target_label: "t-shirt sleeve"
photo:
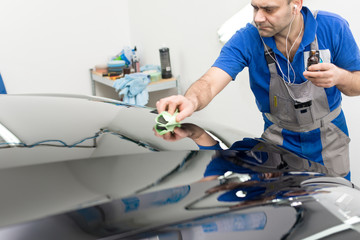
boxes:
[331,17,360,71]
[198,141,223,150]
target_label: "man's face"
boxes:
[251,0,294,37]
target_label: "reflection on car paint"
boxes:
[0,127,160,151]
[1,94,359,240]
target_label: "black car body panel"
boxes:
[0,94,359,240]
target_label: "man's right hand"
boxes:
[156,95,196,122]
[156,67,232,122]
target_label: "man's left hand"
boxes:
[303,63,342,88]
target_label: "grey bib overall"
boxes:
[259,11,350,177]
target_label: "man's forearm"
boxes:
[184,67,233,112]
[337,70,360,96]
[184,78,213,112]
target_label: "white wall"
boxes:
[0,0,131,95]
[127,0,263,137]
[128,0,360,185]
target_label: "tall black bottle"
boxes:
[159,47,172,79]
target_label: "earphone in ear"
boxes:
[293,4,298,14]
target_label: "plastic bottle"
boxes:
[132,47,140,73]
[159,47,172,79]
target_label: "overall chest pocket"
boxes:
[303,49,331,70]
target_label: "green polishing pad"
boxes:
[154,110,181,135]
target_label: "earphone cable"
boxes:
[285,14,304,85]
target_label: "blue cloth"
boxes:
[113,73,150,106]
[140,64,161,72]
[0,73,6,94]
[213,7,360,113]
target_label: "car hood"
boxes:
[0,94,359,240]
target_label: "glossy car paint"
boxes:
[0,94,359,240]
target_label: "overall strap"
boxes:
[310,10,319,51]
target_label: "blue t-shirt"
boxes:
[213,7,360,113]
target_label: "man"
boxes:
[156,0,360,180]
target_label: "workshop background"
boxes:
[1,0,360,184]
